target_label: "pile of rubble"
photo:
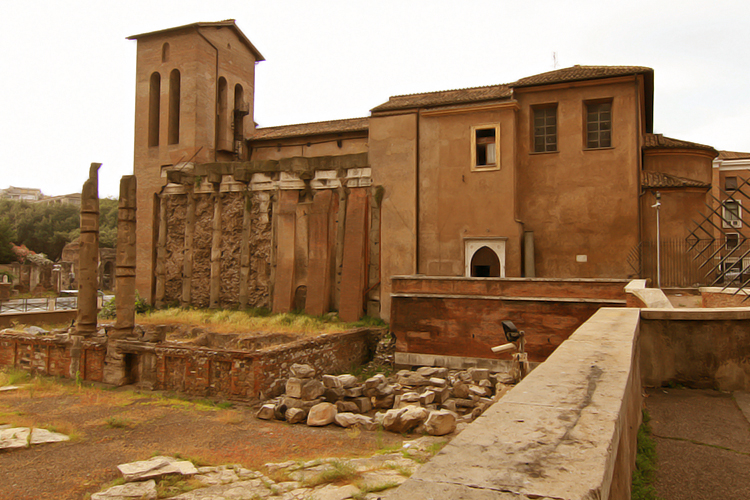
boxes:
[257,364,513,436]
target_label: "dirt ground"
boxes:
[0,379,403,500]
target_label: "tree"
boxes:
[0,217,16,264]
[0,197,118,261]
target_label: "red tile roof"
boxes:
[249,117,369,141]
[641,170,710,189]
[511,65,653,88]
[127,20,264,61]
[643,133,717,153]
[371,84,512,112]
[718,151,750,161]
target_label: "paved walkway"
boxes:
[646,388,750,500]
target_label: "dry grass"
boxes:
[135,308,366,335]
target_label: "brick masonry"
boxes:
[390,277,629,362]
[0,328,380,400]
[0,333,106,381]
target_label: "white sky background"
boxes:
[1,0,749,198]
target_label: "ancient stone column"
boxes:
[113,175,137,337]
[209,182,222,309]
[181,188,196,308]
[72,163,101,378]
[239,189,252,308]
[154,193,167,308]
[103,175,137,386]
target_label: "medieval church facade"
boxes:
[129,20,722,321]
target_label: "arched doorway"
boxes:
[465,238,506,277]
[470,246,501,277]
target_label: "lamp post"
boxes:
[652,191,662,288]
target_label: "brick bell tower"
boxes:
[127,20,264,303]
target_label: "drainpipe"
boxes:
[196,28,219,162]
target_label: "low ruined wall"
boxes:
[0,310,78,329]
[390,277,627,364]
[640,308,750,391]
[118,327,379,400]
[0,333,106,381]
[391,308,642,500]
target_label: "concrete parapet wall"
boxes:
[389,308,642,500]
[640,307,750,391]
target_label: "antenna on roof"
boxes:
[553,52,559,69]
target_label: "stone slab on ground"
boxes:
[29,428,70,445]
[118,455,198,482]
[0,427,30,450]
[0,385,20,392]
[91,479,157,500]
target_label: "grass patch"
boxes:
[302,460,359,487]
[425,439,448,456]
[632,410,661,500]
[172,452,214,468]
[135,307,365,335]
[105,416,131,429]
[155,475,203,498]
[385,463,413,477]
[0,367,31,386]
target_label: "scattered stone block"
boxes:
[429,377,447,387]
[312,483,360,500]
[286,377,304,399]
[322,374,343,388]
[352,396,372,413]
[420,390,436,405]
[290,363,316,378]
[469,385,492,398]
[307,402,337,426]
[335,413,376,430]
[324,387,345,402]
[285,407,307,424]
[452,381,469,399]
[424,410,457,436]
[91,479,157,500]
[300,379,326,400]
[383,406,429,433]
[373,394,395,409]
[364,374,386,390]
[468,368,489,381]
[336,400,359,413]
[397,372,431,387]
[337,374,359,388]
[343,386,363,398]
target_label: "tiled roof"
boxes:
[511,65,653,88]
[641,170,710,189]
[249,117,369,141]
[371,65,651,113]
[718,151,750,161]
[127,20,264,61]
[643,133,717,153]
[371,85,512,112]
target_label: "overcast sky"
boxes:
[2,0,749,198]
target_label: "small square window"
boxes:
[471,125,500,171]
[533,106,557,153]
[725,176,738,191]
[586,101,612,149]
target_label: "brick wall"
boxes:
[0,333,106,381]
[390,277,628,363]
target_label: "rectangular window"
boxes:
[533,106,557,153]
[726,233,740,250]
[586,101,612,148]
[723,200,742,228]
[471,125,500,171]
[725,176,738,191]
